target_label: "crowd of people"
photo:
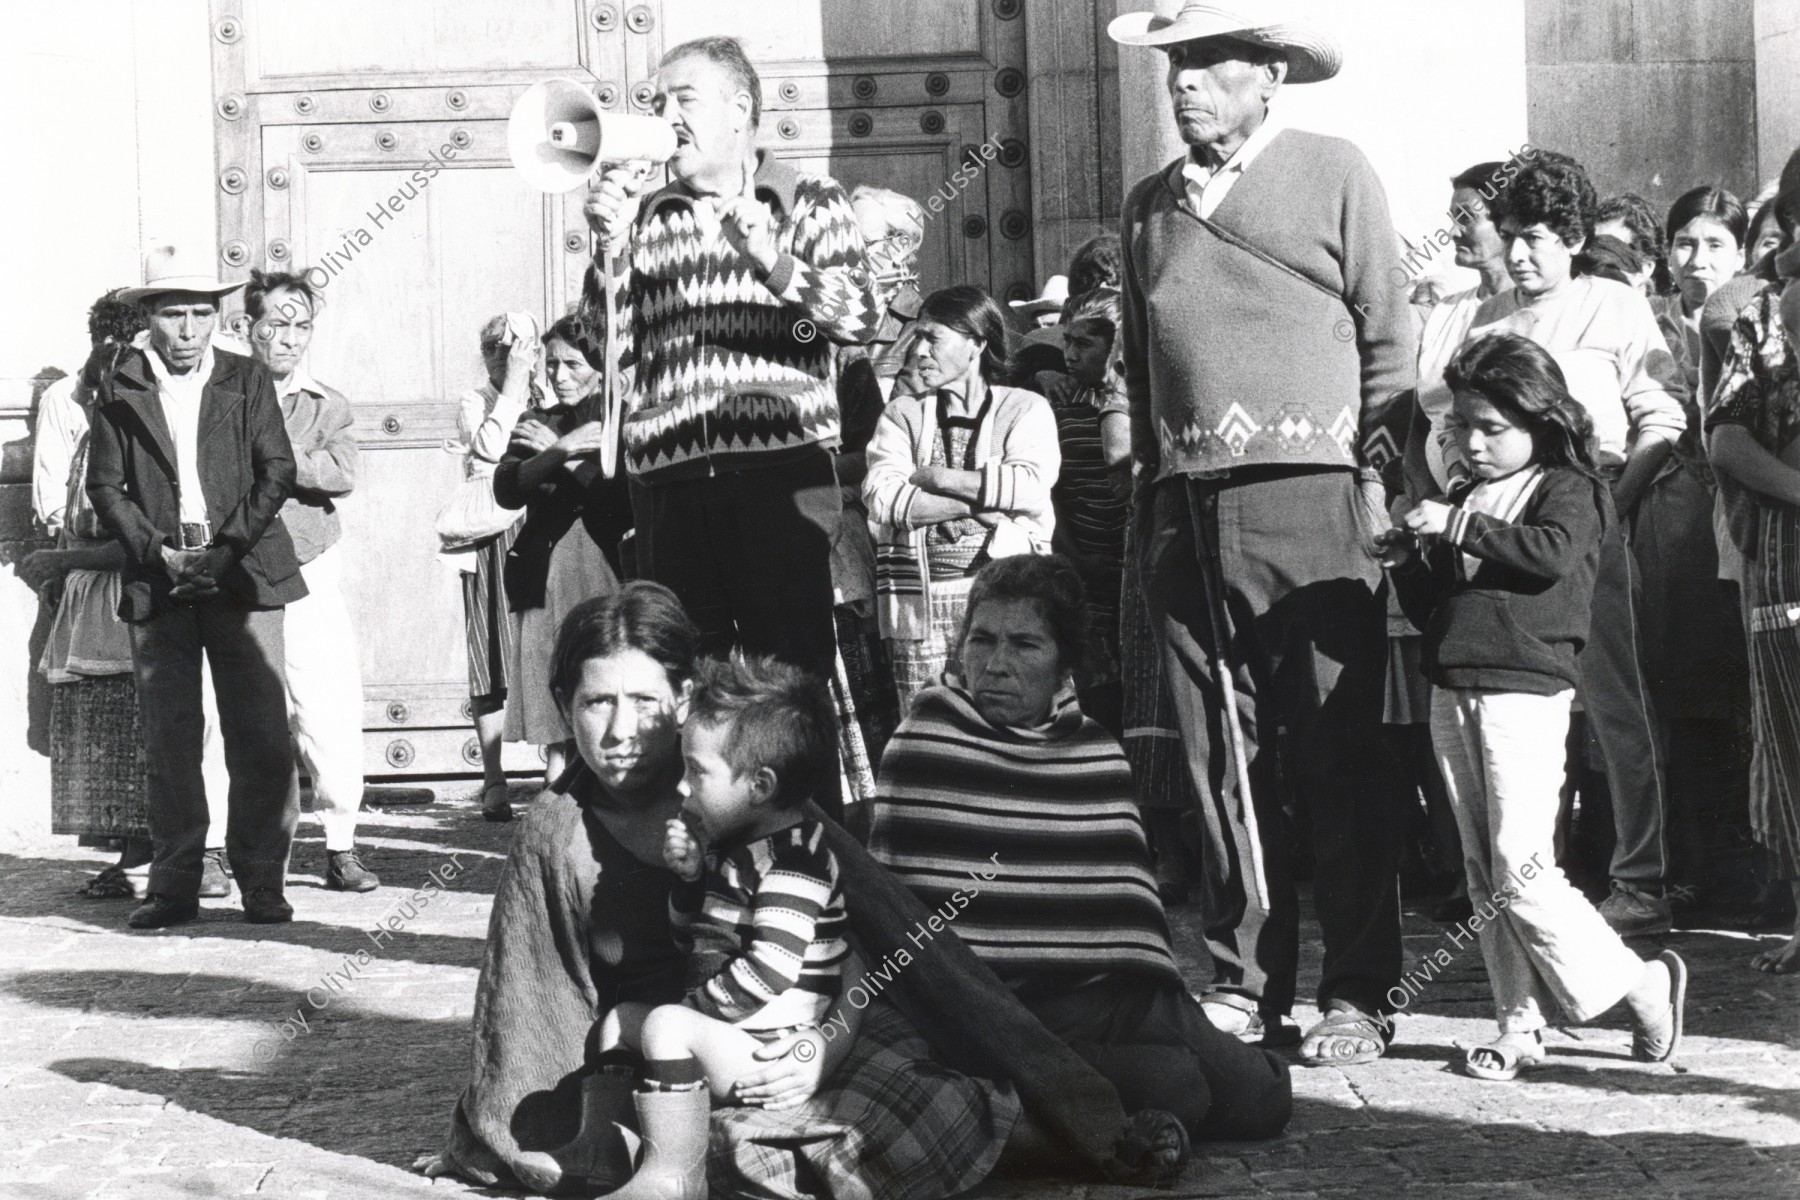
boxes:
[23,3,1800,1196]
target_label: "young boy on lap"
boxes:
[590,653,849,1199]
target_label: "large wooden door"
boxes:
[651,0,1035,302]
[211,0,1034,776]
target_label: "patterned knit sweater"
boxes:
[1120,130,1417,478]
[867,684,1180,985]
[670,815,848,1028]
[581,153,881,483]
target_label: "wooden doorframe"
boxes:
[1023,0,1124,288]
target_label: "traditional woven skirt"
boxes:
[506,523,618,747]
[1744,503,1800,879]
[463,521,521,701]
[886,575,975,715]
[49,675,150,840]
[835,607,899,768]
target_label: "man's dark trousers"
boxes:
[1580,510,1670,893]
[132,598,298,900]
[1141,465,1401,1018]
[631,446,843,818]
[631,447,842,681]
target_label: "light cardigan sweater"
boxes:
[1120,128,1417,479]
[1468,275,1688,467]
[864,383,1059,640]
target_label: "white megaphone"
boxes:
[507,79,678,193]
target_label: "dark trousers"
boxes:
[130,600,298,900]
[1141,467,1401,1017]
[630,448,842,682]
[1022,975,1292,1141]
[1579,515,1669,892]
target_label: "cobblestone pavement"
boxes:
[1,783,1796,1200]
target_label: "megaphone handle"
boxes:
[600,243,621,479]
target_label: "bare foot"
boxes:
[411,1152,452,1177]
[1751,933,1800,974]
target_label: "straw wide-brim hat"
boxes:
[1009,274,1070,316]
[116,244,245,305]
[1107,2,1342,85]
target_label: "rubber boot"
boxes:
[598,1087,710,1200]
[550,1068,638,1191]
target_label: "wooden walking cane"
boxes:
[1196,516,1271,911]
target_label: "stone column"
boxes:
[1756,0,1800,186]
[1111,0,1185,198]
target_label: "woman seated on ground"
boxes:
[417,582,1017,1198]
[419,581,1247,1196]
[868,554,1294,1152]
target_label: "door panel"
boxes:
[238,0,589,84]
[647,0,1035,306]
[661,1,984,62]
[256,126,561,776]
[759,103,988,300]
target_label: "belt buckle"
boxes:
[178,520,213,550]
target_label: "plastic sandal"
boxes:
[1200,999,1301,1047]
[1632,949,1687,1063]
[1460,1032,1544,1081]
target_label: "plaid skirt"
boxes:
[886,576,975,716]
[49,675,150,840]
[709,1001,1018,1200]
[462,521,521,701]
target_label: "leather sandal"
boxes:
[1299,1003,1390,1066]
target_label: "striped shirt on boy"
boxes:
[671,815,848,1028]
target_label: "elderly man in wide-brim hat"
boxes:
[86,245,307,929]
[1112,3,1416,1066]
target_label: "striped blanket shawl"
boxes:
[868,682,1181,984]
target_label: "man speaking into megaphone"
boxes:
[578,37,879,805]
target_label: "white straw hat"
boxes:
[116,244,245,304]
[1107,2,1342,85]
[1009,274,1070,316]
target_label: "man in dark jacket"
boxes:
[87,245,307,929]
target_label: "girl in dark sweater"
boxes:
[1384,333,1689,1081]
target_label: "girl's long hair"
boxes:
[1443,333,1602,480]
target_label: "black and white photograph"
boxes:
[1,1,1797,1196]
